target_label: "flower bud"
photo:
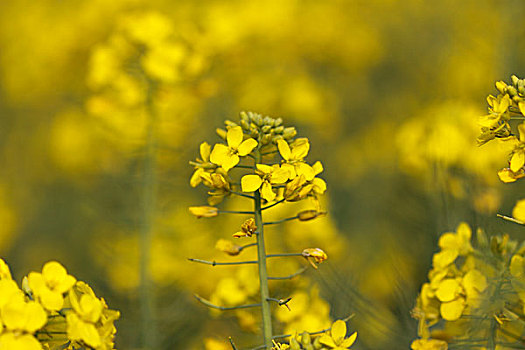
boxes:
[283,127,297,140]
[512,75,520,86]
[233,218,257,238]
[274,126,284,134]
[216,128,227,139]
[215,239,241,256]
[262,125,272,133]
[496,81,507,94]
[298,210,327,221]
[189,206,219,218]
[263,116,274,126]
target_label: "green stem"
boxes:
[266,253,303,258]
[254,148,273,349]
[263,216,299,225]
[188,258,257,265]
[140,80,158,350]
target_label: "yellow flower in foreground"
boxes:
[189,206,219,218]
[28,261,76,311]
[67,312,101,349]
[0,332,42,350]
[319,320,357,349]
[277,138,314,180]
[1,295,47,333]
[210,126,258,171]
[241,164,289,202]
[0,258,12,280]
[411,338,448,350]
[190,142,215,187]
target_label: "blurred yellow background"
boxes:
[1,0,525,349]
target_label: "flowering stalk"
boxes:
[253,146,273,348]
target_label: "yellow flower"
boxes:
[28,261,76,311]
[271,340,290,350]
[66,312,101,349]
[437,222,473,257]
[498,167,525,183]
[512,199,525,222]
[241,164,289,202]
[210,126,258,171]
[277,138,315,180]
[510,124,525,172]
[190,142,215,187]
[233,218,257,238]
[189,206,219,218]
[1,294,47,333]
[199,172,231,205]
[411,338,448,350]
[297,209,327,221]
[319,320,357,349]
[302,248,328,269]
[0,332,42,350]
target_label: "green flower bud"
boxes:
[300,332,312,346]
[290,336,301,350]
[275,117,283,126]
[283,127,297,140]
[261,133,273,145]
[508,85,518,97]
[263,116,274,126]
[274,125,284,134]
[496,81,507,94]
[240,111,250,123]
[224,120,238,128]
[262,125,272,133]
[216,128,227,139]
[240,119,250,130]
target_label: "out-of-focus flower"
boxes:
[302,248,328,269]
[189,206,219,218]
[215,239,242,256]
[411,338,448,350]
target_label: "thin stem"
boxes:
[266,253,303,258]
[254,147,273,349]
[497,214,525,225]
[188,258,257,266]
[140,78,158,350]
[230,191,256,199]
[261,198,285,211]
[219,210,255,215]
[268,266,307,280]
[240,243,257,252]
[229,337,239,350]
[194,294,261,310]
[263,216,299,226]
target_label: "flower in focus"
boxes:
[210,126,258,171]
[189,206,219,218]
[190,142,216,187]
[319,320,357,349]
[277,138,314,180]
[27,261,76,311]
[241,164,289,202]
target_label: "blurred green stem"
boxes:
[254,148,273,349]
[140,80,158,349]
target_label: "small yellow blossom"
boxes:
[0,332,42,350]
[319,320,357,349]
[233,218,257,238]
[297,209,327,221]
[28,261,76,311]
[210,126,258,171]
[189,206,219,218]
[498,167,525,183]
[242,164,289,202]
[277,138,315,180]
[190,142,215,187]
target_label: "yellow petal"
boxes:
[227,126,244,149]
[513,199,525,222]
[210,144,230,166]
[200,142,211,161]
[237,138,258,156]
[312,178,327,194]
[519,102,525,116]
[190,169,203,187]
[519,123,525,142]
[291,138,309,159]
[312,161,323,175]
[260,182,276,202]
[510,151,525,173]
[271,168,290,184]
[340,331,357,348]
[277,139,291,161]
[432,250,458,269]
[440,298,465,321]
[241,175,263,192]
[256,164,273,174]
[331,320,347,344]
[319,334,337,348]
[221,154,239,171]
[435,279,460,302]
[297,163,315,181]
[281,163,296,179]
[463,269,487,296]
[498,168,519,183]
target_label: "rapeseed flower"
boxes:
[27,261,76,311]
[277,138,314,180]
[241,164,289,202]
[210,126,258,171]
[319,320,357,349]
[189,206,219,218]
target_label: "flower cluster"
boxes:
[478,75,525,183]
[189,112,340,349]
[411,221,525,348]
[0,259,119,350]
[271,320,357,350]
